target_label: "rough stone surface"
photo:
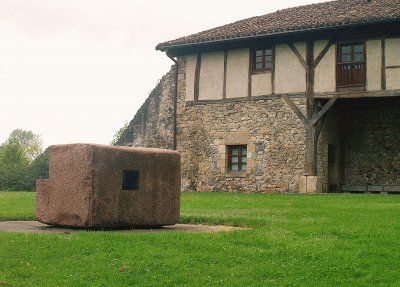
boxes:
[318,97,400,192]
[36,144,180,228]
[175,58,306,192]
[116,67,175,149]
[118,58,306,192]
[341,98,400,186]
[117,56,399,194]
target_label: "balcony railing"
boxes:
[337,62,365,88]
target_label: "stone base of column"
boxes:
[299,176,322,194]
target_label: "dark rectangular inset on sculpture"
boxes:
[122,170,139,190]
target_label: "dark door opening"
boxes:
[328,144,339,192]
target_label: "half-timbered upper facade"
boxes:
[156,0,400,193]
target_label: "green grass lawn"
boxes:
[1,191,400,286]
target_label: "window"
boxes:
[252,48,273,72]
[337,43,365,88]
[122,170,140,190]
[227,145,247,172]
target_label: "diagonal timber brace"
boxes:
[281,94,338,129]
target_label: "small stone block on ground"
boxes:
[299,176,322,194]
[36,144,181,228]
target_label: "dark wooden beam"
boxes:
[306,41,315,118]
[313,39,333,69]
[381,39,386,91]
[223,50,228,99]
[314,112,327,143]
[248,49,252,97]
[288,42,307,70]
[386,65,400,69]
[281,94,308,125]
[271,46,275,95]
[309,96,338,127]
[194,53,201,100]
[314,89,400,99]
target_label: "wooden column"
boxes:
[305,40,317,176]
[282,40,337,177]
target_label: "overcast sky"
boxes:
[0,0,326,148]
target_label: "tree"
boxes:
[30,147,50,180]
[110,121,129,146]
[0,129,45,191]
[5,129,43,162]
[0,142,32,190]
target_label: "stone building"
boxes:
[120,0,400,193]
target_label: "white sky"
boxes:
[0,0,326,148]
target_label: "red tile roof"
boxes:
[156,0,400,51]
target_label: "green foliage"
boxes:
[0,129,47,191]
[5,129,43,162]
[30,147,50,180]
[1,192,400,286]
[110,121,129,145]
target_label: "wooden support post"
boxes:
[305,41,316,176]
[282,40,338,179]
[309,96,338,127]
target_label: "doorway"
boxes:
[328,144,339,192]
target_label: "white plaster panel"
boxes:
[185,54,197,101]
[251,73,272,96]
[294,42,307,62]
[385,38,400,89]
[226,49,249,98]
[314,40,329,59]
[199,51,225,100]
[385,38,400,66]
[314,40,336,93]
[275,43,306,94]
[386,69,400,89]
[366,40,382,91]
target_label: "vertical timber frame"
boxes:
[305,40,317,175]
[282,39,338,177]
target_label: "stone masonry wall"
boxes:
[341,98,400,186]
[116,66,175,149]
[176,57,306,192]
[317,107,342,193]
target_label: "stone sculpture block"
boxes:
[36,144,180,228]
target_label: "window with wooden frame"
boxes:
[252,47,273,72]
[336,43,366,88]
[227,145,247,172]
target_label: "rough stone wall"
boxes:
[341,98,400,186]
[317,97,400,191]
[176,57,306,193]
[116,66,175,149]
[317,107,342,193]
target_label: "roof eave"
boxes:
[156,18,400,53]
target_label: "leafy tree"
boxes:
[30,147,50,180]
[0,142,32,190]
[5,129,43,162]
[0,129,46,191]
[111,121,129,145]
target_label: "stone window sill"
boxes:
[225,172,247,178]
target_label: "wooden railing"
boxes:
[337,62,365,88]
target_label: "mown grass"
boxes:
[1,191,400,286]
[0,191,36,221]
